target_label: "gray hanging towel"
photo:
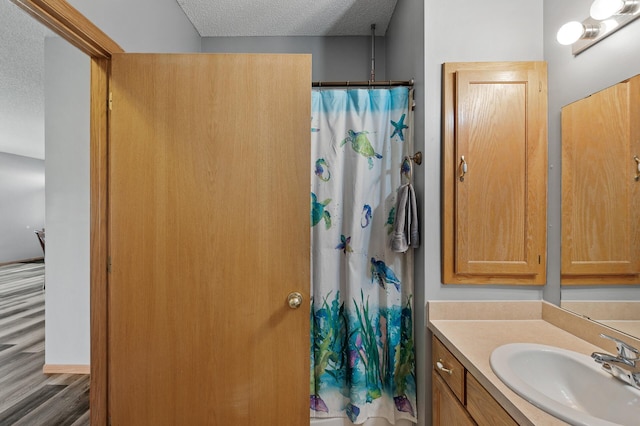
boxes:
[391,182,419,252]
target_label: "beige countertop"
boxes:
[427,301,639,426]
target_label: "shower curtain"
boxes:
[310,87,417,425]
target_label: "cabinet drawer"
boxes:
[466,372,517,426]
[432,337,465,402]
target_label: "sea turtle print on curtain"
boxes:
[310,87,417,425]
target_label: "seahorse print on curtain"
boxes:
[310,87,417,425]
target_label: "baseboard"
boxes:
[43,364,90,375]
[0,257,44,267]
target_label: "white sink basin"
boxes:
[490,343,640,426]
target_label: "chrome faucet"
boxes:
[592,334,640,389]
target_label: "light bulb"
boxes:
[557,21,585,45]
[590,0,624,20]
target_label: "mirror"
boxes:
[559,72,640,340]
[561,300,640,338]
[549,0,640,341]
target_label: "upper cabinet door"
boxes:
[561,75,640,284]
[442,62,548,285]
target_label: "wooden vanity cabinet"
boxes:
[442,61,548,285]
[561,74,640,284]
[432,336,518,426]
[466,373,517,426]
[433,373,475,425]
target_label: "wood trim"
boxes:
[561,274,640,285]
[9,0,123,57]
[90,57,110,426]
[7,1,120,424]
[441,63,455,283]
[43,364,91,375]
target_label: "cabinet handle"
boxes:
[634,155,640,181]
[436,360,453,375]
[459,156,468,182]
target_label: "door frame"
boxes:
[10,1,121,424]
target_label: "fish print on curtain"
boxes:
[310,87,417,425]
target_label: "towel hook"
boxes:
[410,151,422,165]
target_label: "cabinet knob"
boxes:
[436,360,454,375]
[634,155,640,181]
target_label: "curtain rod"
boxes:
[312,79,414,88]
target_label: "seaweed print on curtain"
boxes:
[310,87,417,424]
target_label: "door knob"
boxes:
[287,292,303,309]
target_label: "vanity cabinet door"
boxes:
[466,372,518,426]
[432,372,476,426]
[432,336,517,425]
[442,62,548,285]
[561,74,640,284]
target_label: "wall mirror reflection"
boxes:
[559,73,640,340]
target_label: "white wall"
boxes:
[420,2,543,424]
[44,37,90,365]
[544,0,640,304]
[202,36,385,81]
[43,0,200,366]
[67,0,200,53]
[385,1,425,424]
[45,0,376,369]
[0,153,45,263]
[423,0,544,304]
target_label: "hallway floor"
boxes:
[0,262,89,425]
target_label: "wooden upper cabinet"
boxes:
[561,74,640,284]
[442,62,548,285]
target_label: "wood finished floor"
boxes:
[0,262,89,425]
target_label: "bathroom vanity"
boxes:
[432,335,517,425]
[428,301,640,425]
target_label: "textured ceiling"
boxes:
[177,0,398,36]
[1,0,398,160]
[0,0,50,160]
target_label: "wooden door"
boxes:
[442,62,547,284]
[108,54,311,425]
[561,75,640,283]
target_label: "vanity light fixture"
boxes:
[590,0,638,20]
[557,0,640,55]
[556,21,601,46]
